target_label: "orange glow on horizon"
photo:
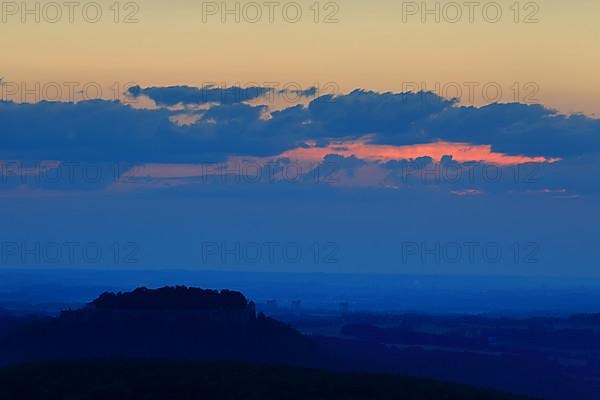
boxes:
[278,139,559,166]
[124,138,558,181]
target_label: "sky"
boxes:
[1,0,599,278]
[2,0,600,114]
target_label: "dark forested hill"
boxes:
[90,286,250,310]
[0,360,536,400]
[0,286,318,367]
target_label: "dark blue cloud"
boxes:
[0,100,299,162]
[278,86,319,97]
[128,85,272,106]
[1,89,599,165]
[422,103,600,158]
[306,90,454,139]
[0,100,175,161]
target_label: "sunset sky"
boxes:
[2,0,599,114]
[1,0,599,277]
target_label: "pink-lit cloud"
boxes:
[277,138,559,165]
[105,138,560,191]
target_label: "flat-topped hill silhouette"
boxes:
[0,286,318,366]
[89,286,250,310]
[64,286,258,327]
